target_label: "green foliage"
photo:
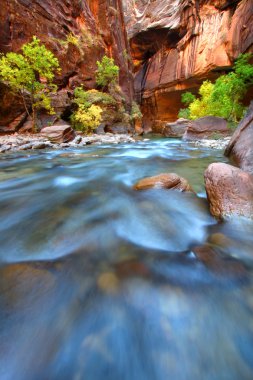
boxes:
[179,53,253,122]
[58,32,80,48]
[71,87,112,133]
[210,132,223,140]
[66,32,80,46]
[181,92,196,106]
[73,87,116,108]
[0,36,60,131]
[189,81,214,119]
[178,108,190,119]
[71,104,102,134]
[96,56,119,88]
[131,101,142,120]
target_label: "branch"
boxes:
[20,88,31,118]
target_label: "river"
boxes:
[0,137,252,380]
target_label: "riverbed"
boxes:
[0,138,252,380]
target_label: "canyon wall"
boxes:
[123,0,253,131]
[0,0,134,130]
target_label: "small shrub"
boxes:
[96,56,119,88]
[181,92,196,106]
[71,104,102,134]
[66,32,80,46]
[131,101,142,120]
[178,108,190,119]
[73,87,116,108]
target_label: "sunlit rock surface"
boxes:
[225,102,253,174]
[205,162,253,219]
[123,0,253,130]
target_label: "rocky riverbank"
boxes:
[190,137,231,150]
[0,133,135,153]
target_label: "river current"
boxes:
[0,138,252,380]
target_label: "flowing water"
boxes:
[0,138,253,380]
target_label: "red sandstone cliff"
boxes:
[0,0,134,130]
[123,0,253,131]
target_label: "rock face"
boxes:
[104,123,133,135]
[0,0,134,130]
[133,173,193,192]
[225,102,253,174]
[123,0,253,131]
[204,163,253,219]
[183,116,229,140]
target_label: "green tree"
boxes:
[95,56,119,89]
[179,53,253,122]
[0,36,60,131]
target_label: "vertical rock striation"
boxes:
[123,0,253,131]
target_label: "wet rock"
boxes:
[0,145,11,153]
[183,117,229,140]
[192,244,247,278]
[32,142,52,150]
[133,173,193,192]
[225,102,253,174]
[72,135,82,145]
[163,118,191,138]
[204,163,253,219]
[41,124,76,143]
[17,143,34,150]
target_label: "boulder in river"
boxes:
[204,162,253,219]
[183,116,229,140]
[224,101,253,174]
[133,173,193,192]
[41,123,76,143]
[163,118,191,138]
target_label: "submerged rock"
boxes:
[183,116,229,140]
[225,102,253,174]
[133,173,193,192]
[204,162,253,219]
[192,244,247,278]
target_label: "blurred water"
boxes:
[0,138,252,380]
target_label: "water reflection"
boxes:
[0,138,252,379]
